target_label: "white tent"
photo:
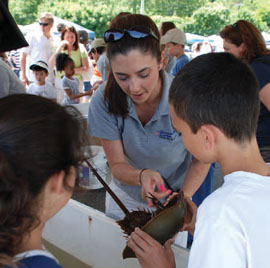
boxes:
[21,16,95,39]
[262,31,270,45]
[186,33,205,45]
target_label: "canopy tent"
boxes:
[185,33,205,45]
[20,16,95,39]
[262,32,270,46]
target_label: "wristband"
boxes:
[139,169,147,185]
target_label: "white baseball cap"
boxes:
[29,60,49,72]
[160,28,186,45]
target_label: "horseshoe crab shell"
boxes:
[122,192,186,259]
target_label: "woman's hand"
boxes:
[140,169,172,206]
[128,228,176,268]
[59,40,69,49]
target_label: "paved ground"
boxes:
[72,163,224,212]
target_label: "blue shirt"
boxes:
[170,54,190,76]
[250,56,270,148]
[4,256,63,268]
[88,70,191,219]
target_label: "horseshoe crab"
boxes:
[86,160,186,259]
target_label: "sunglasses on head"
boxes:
[103,26,159,43]
[39,22,49,26]
[232,22,240,32]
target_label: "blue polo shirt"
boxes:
[88,70,191,219]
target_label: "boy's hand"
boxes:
[180,195,197,236]
[128,228,176,268]
[163,192,197,235]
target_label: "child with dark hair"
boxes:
[27,60,57,101]
[128,53,270,268]
[0,94,89,267]
[56,53,92,105]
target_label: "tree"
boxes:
[9,0,43,25]
[37,1,118,37]
[183,3,230,36]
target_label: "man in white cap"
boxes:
[90,38,109,81]
[21,12,55,87]
[160,28,189,76]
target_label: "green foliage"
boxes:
[8,0,270,37]
[9,0,43,25]
[36,1,116,37]
[183,3,230,36]
[146,0,206,17]
[257,7,270,28]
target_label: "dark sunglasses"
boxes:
[232,22,240,32]
[103,26,159,43]
[39,22,49,27]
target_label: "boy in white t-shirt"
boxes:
[27,60,56,101]
[128,53,270,268]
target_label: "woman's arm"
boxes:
[48,40,69,67]
[74,56,89,75]
[181,157,210,198]
[259,83,270,110]
[101,139,171,204]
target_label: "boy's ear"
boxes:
[200,125,217,151]
[48,170,66,194]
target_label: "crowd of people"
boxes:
[1,12,108,105]
[0,3,270,268]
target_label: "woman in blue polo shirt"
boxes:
[88,14,210,222]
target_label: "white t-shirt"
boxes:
[22,32,55,83]
[27,82,56,100]
[188,171,270,268]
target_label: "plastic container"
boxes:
[78,145,108,190]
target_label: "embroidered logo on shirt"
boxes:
[155,130,177,140]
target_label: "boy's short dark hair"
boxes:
[169,52,260,143]
[90,47,105,55]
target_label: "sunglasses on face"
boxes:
[103,26,159,43]
[39,22,49,27]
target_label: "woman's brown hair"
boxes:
[219,20,270,63]
[104,14,161,118]
[61,26,79,51]
[160,21,176,36]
